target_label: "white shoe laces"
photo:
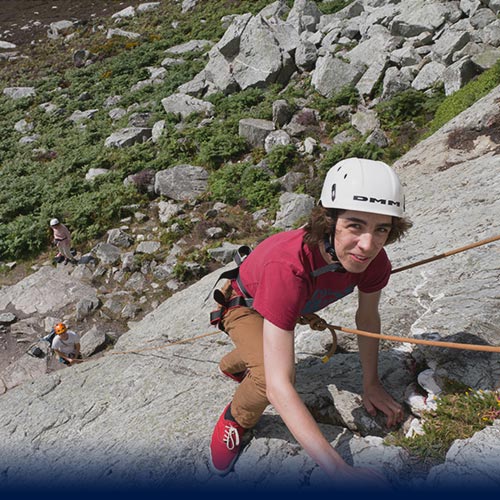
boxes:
[223,424,240,450]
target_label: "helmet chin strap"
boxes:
[309,235,346,278]
[324,234,338,261]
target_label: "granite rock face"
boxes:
[1,0,500,493]
[0,84,499,490]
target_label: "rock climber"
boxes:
[209,157,413,485]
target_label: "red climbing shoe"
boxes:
[209,403,246,476]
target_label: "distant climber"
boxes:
[51,322,83,366]
[49,218,77,264]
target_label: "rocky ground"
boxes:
[0,0,145,48]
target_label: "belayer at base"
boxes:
[209,157,413,486]
[51,322,83,366]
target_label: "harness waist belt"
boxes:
[210,289,254,329]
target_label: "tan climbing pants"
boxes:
[219,290,269,429]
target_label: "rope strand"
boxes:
[107,330,220,356]
[391,234,500,274]
[298,313,500,364]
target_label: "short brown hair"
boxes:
[303,205,412,247]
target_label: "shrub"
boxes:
[241,166,280,210]
[209,163,247,206]
[428,59,500,134]
[264,145,298,177]
[209,163,279,211]
[197,133,249,169]
[376,88,445,158]
[310,85,360,131]
[319,1,354,15]
[0,215,48,260]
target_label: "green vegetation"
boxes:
[0,0,496,265]
[428,59,500,134]
[376,88,445,161]
[208,162,280,211]
[388,388,500,462]
[264,144,298,177]
[0,0,280,261]
[319,0,354,15]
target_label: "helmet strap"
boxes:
[311,236,346,277]
[323,235,345,272]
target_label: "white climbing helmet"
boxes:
[50,218,60,226]
[320,157,405,217]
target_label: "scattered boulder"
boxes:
[47,20,75,39]
[91,243,122,265]
[85,168,109,181]
[0,313,17,325]
[107,229,134,248]
[3,87,35,99]
[104,128,152,148]
[164,40,213,55]
[75,296,100,321]
[161,93,214,119]
[154,165,209,201]
[80,326,109,357]
[135,241,161,254]
[273,192,315,230]
[239,118,275,148]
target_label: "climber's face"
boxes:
[334,210,392,273]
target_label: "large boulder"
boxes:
[154,165,209,201]
[311,54,366,98]
[0,266,96,316]
[161,93,214,119]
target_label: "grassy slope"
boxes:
[1,0,499,264]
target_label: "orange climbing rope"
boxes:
[391,234,500,274]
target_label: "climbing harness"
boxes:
[209,237,347,329]
[208,246,254,331]
[206,233,500,360]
